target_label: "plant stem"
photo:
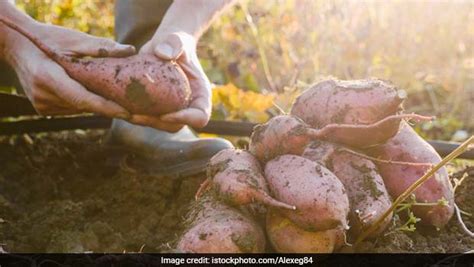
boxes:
[354,135,474,247]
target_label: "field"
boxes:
[0,0,472,253]
[0,130,472,252]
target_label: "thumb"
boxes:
[153,33,184,60]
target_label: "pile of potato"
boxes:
[176,79,454,253]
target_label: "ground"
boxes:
[0,130,472,253]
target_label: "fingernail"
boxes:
[118,44,136,54]
[155,43,174,59]
[125,45,136,53]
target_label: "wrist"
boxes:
[2,22,40,65]
[0,3,41,63]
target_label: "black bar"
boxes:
[0,93,37,117]
[428,140,474,159]
[0,117,256,137]
[197,120,256,136]
[0,253,473,267]
[0,116,111,135]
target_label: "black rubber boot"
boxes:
[106,0,233,176]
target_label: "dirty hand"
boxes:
[135,32,211,132]
[3,21,135,118]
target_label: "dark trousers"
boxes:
[0,0,173,90]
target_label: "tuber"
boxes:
[366,122,454,227]
[266,208,345,253]
[176,194,266,253]
[249,114,431,162]
[249,115,311,162]
[291,78,406,146]
[264,155,350,231]
[0,17,191,115]
[197,149,295,210]
[303,141,393,237]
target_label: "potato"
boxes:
[366,122,454,227]
[248,113,430,163]
[202,149,295,210]
[289,79,427,148]
[264,155,349,231]
[177,194,266,253]
[249,115,311,162]
[303,141,393,237]
[266,208,345,253]
[0,16,191,115]
[291,78,405,127]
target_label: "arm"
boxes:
[130,0,237,132]
[0,2,135,118]
[156,0,236,39]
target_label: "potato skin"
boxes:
[266,209,345,253]
[177,195,266,253]
[249,115,311,163]
[264,155,349,231]
[207,149,295,212]
[290,79,405,147]
[291,78,405,127]
[61,55,191,115]
[208,149,262,175]
[303,141,393,237]
[366,122,454,227]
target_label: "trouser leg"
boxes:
[109,0,233,176]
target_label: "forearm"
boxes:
[156,0,237,39]
[0,1,38,62]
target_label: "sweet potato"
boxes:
[249,115,312,162]
[198,149,295,210]
[264,155,349,231]
[0,17,191,115]
[176,194,266,253]
[366,122,454,227]
[249,114,429,162]
[302,141,393,237]
[266,208,345,253]
[289,79,435,147]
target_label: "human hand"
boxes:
[4,21,136,118]
[133,32,211,132]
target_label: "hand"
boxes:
[4,21,136,118]
[132,32,211,132]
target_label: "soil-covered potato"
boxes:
[303,141,393,237]
[366,122,454,228]
[249,115,311,162]
[289,79,427,148]
[264,155,349,231]
[203,148,295,210]
[266,209,345,253]
[176,194,266,253]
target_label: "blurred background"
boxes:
[5,0,474,142]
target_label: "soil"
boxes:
[0,130,472,253]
